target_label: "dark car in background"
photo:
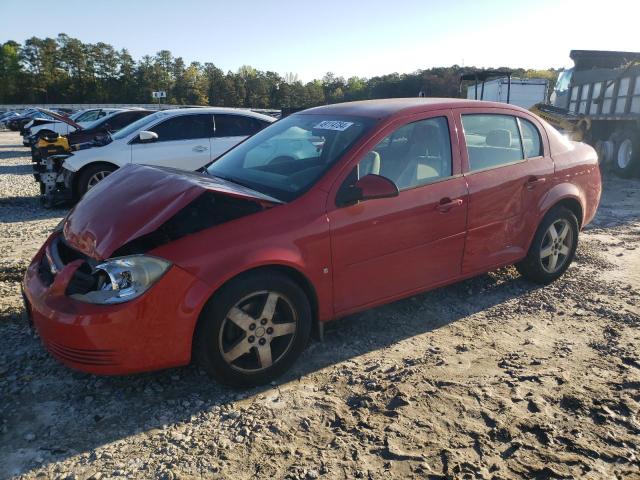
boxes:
[7,109,54,131]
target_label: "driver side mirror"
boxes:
[138,130,158,143]
[337,174,399,206]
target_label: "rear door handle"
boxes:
[525,176,546,189]
[193,145,208,152]
[436,197,464,213]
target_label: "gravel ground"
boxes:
[0,131,639,480]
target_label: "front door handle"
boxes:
[193,145,208,152]
[525,176,546,190]
[436,197,464,213]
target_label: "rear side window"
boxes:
[150,114,213,141]
[519,118,543,158]
[215,114,263,137]
[461,114,524,171]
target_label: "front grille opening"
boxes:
[38,255,54,286]
[57,239,89,265]
[65,262,99,296]
[47,342,118,366]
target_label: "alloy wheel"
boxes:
[87,170,111,190]
[218,291,297,373]
[540,219,573,274]
[617,139,633,169]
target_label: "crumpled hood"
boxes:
[63,164,280,260]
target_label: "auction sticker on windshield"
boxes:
[314,120,354,131]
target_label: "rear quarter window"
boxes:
[519,118,543,158]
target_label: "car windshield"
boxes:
[111,111,168,140]
[206,114,374,202]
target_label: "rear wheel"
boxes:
[611,127,639,178]
[194,272,312,387]
[75,163,117,200]
[516,206,579,284]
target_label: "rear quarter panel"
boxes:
[543,125,601,228]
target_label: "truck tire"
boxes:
[611,127,640,178]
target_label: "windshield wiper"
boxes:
[211,173,252,190]
[208,173,286,204]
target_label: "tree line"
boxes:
[0,34,559,108]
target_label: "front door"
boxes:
[131,113,213,170]
[327,111,468,314]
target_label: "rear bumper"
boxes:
[22,238,212,375]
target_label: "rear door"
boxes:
[212,114,266,159]
[455,108,553,274]
[131,113,213,170]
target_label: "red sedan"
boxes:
[23,99,601,386]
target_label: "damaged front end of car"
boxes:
[32,153,75,207]
[24,164,282,371]
[32,134,112,208]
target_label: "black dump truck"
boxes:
[531,50,640,177]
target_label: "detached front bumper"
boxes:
[22,234,211,375]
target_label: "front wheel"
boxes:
[75,163,117,201]
[194,272,312,387]
[516,206,579,285]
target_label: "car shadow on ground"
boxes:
[1,268,543,476]
[0,163,34,175]
[0,197,66,223]
[0,150,30,161]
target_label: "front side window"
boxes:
[206,114,374,202]
[461,114,524,171]
[347,117,453,191]
[150,114,213,142]
[215,114,264,137]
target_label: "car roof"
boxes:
[298,98,531,119]
[155,107,276,122]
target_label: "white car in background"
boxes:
[22,108,127,145]
[58,108,275,199]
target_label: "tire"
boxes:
[516,206,579,285]
[36,129,57,140]
[194,271,312,387]
[611,127,640,178]
[75,163,117,201]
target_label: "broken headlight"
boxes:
[72,255,171,304]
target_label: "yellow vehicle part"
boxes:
[530,103,591,142]
[36,135,70,152]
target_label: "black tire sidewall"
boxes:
[76,163,116,200]
[517,206,579,284]
[194,272,312,387]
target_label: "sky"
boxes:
[1,0,639,81]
